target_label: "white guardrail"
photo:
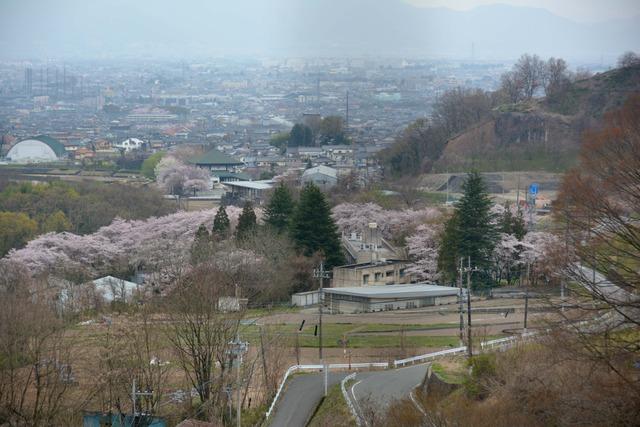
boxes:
[393,346,467,367]
[265,333,538,420]
[341,372,360,426]
[264,362,389,419]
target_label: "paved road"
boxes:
[349,364,429,421]
[268,371,348,427]
[573,264,639,331]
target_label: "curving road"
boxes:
[268,371,348,427]
[349,364,429,423]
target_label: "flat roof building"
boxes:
[323,283,459,314]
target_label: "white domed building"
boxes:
[6,135,67,163]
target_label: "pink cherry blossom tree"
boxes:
[405,224,442,282]
[155,155,210,195]
[6,206,250,282]
[492,233,523,286]
[332,203,442,244]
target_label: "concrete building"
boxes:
[341,223,405,265]
[332,259,411,287]
[222,180,274,205]
[6,135,67,163]
[301,165,338,189]
[323,284,459,314]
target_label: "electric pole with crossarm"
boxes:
[313,261,330,361]
[313,261,330,397]
[459,256,479,357]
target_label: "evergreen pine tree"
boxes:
[498,203,526,240]
[191,223,212,264]
[511,208,527,240]
[438,172,497,286]
[235,201,257,240]
[290,183,344,268]
[437,211,461,283]
[264,183,295,233]
[212,205,230,238]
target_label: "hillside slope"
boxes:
[435,64,640,172]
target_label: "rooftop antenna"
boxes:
[316,76,320,110]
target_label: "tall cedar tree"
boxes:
[212,205,230,238]
[264,183,295,233]
[290,183,344,268]
[498,204,526,240]
[235,201,257,240]
[438,172,496,286]
[437,211,461,283]
[191,223,211,264]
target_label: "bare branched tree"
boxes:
[0,263,74,426]
[164,263,243,421]
[554,94,640,393]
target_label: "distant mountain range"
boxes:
[1,0,638,61]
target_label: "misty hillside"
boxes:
[1,0,638,60]
[436,64,640,172]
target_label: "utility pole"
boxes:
[313,261,329,361]
[229,336,248,427]
[458,258,464,347]
[466,257,473,357]
[446,171,450,205]
[131,378,153,419]
[460,256,479,358]
[313,261,330,397]
[524,263,530,333]
[345,90,349,136]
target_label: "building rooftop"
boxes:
[324,283,459,299]
[223,180,274,190]
[212,171,251,181]
[303,165,338,178]
[189,148,243,166]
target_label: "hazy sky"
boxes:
[0,0,638,61]
[406,0,640,22]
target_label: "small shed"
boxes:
[291,290,321,307]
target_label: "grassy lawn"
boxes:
[245,305,301,317]
[431,361,467,384]
[240,322,492,349]
[69,321,472,356]
[307,382,357,427]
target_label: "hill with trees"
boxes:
[378,55,640,176]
